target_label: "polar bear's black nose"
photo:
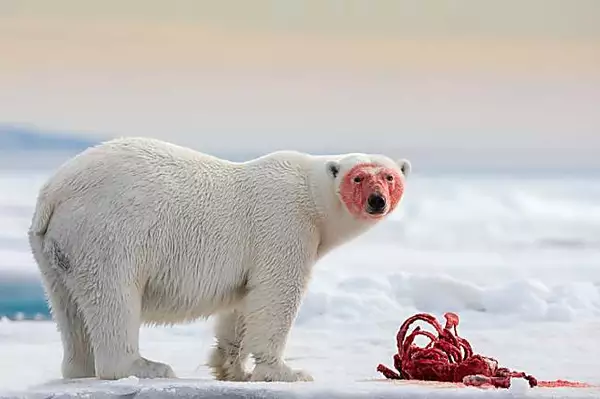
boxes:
[367,193,386,214]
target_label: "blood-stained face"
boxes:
[338,162,405,220]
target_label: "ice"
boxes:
[3,377,600,399]
[1,165,600,398]
[509,378,533,396]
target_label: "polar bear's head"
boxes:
[325,155,410,221]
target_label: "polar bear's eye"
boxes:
[386,174,394,182]
[353,176,363,183]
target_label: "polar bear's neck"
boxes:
[306,160,379,258]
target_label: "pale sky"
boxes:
[1,1,599,168]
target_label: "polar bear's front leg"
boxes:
[242,262,313,382]
[207,309,251,381]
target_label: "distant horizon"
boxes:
[1,123,599,174]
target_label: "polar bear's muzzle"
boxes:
[366,193,387,215]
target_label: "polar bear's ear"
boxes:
[396,159,411,178]
[326,161,340,179]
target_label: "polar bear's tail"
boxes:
[27,191,56,268]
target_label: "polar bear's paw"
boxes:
[250,362,314,382]
[207,346,251,381]
[121,357,176,379]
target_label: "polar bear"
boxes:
[27,137,411,382]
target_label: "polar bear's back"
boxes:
[43,137,245,250]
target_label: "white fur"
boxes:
[27,137,410,382]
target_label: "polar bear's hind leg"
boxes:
[66,264,176,380]
[39,266,96,379]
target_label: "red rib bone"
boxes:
[377,312,591,389]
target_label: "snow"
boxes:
[1,167,600,398]
[4,379,600,399]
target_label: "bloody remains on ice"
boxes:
[377,312,547,389]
